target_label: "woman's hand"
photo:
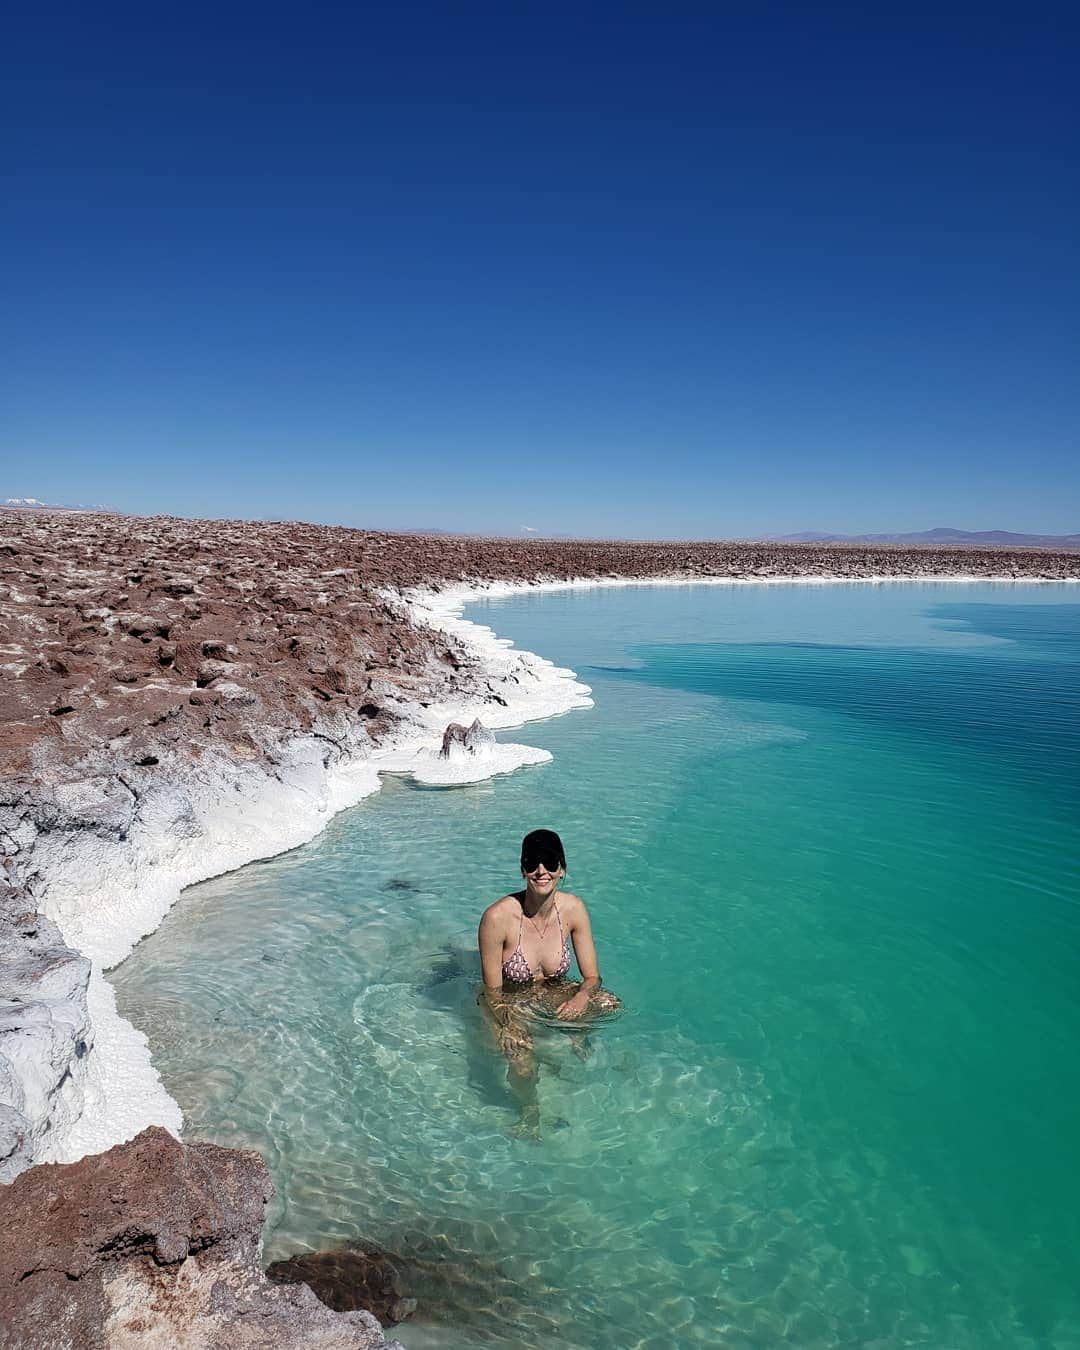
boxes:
[498,1021,534,1059]
[555,989,591,1020]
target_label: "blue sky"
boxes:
[3,2,1077,538]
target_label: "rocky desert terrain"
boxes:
[3,509,1076,789]
[3,508,1076,787]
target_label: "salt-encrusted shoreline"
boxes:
[10,586,592,1172]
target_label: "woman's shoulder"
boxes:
[480,893,521,926]
[558,890,588,915]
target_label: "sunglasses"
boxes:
[522,855,562,874]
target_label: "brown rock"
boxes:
[0,1128,399,1350]
[156,577,196,597]
[200,640,238,661]
[121,616,171,639]
[195,659,236,687]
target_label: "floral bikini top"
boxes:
[502,896,572,983]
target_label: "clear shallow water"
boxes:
[112,583,1080,1348]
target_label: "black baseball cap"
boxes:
[520,829,566,871]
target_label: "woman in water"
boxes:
[478,829,619,1133]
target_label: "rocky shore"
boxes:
[2,506,1077,1343]
[0,1126,404,1349]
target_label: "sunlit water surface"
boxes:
[113,583,1080,1348]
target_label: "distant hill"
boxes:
[767,528,1080,550]
[3,497,114,513]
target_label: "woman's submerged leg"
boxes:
[478,989,542,1137]
[477,983,621,1136]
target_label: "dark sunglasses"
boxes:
[522,854,562,873]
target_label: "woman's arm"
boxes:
[478,904,535,1070]
[556,895,602,1020]
[478,905,512,1024]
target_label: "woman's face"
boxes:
[522,859,563,898]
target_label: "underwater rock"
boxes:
[267,1246,418,1325]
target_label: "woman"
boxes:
[478,829,619,1133]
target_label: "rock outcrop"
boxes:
[438,718,495,758]
[0,1126,404,1350]
[0,884,90,1183]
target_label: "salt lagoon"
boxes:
[112,581,1080,1348]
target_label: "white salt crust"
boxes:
[32,571,1075,1165]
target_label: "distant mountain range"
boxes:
[766,528,1080,550]
[5,499,1077,551]
[3,497,114,513]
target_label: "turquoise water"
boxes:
[112,583,1080,1348]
